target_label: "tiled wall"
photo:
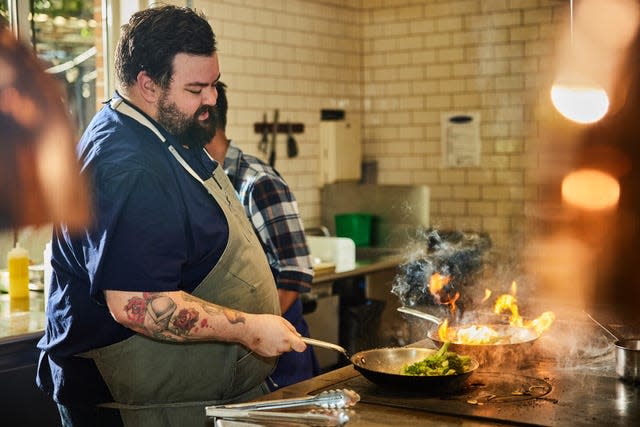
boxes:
[3,0,566,269]
[191,0,565,251]
[361,0,566,250]
[192,0,364,232]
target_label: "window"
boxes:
[0,2,8,23]
[32,1,98,132]
[3,0,101,133]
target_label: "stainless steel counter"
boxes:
[249,323,640,427]
[250,359,639,426]
[312,253,402,285]
[251,366,505,426]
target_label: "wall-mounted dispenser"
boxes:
[319,119,361,185]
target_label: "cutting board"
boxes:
[312,262,336,276]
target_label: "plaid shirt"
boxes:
[223,143,313,293]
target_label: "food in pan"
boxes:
[401,342,473,376]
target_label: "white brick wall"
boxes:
[362,0,563,250]
[189,0,564,250]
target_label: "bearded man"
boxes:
[36,6,305,427]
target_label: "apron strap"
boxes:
[110,97,206,186]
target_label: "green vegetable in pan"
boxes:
[401,342,472,376]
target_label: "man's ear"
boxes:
[136,71,159,103]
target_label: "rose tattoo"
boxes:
[172,308,199,334]
[124,297,147,324]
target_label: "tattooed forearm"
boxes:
[120,291,247,341]
[122,293,198,340]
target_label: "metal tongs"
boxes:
[207,408,350,426]
[206,389,359,426]
[214,389,359,411]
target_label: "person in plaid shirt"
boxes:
[205,81,319,389]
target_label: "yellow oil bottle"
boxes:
[8,243,29,300]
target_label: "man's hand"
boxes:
[240,313,307,357]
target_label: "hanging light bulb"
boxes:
[561,169,620,210]
[550,0,639,124]
[550,83,609,124]
[550,0,610,124]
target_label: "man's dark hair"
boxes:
[115,5,216,90]
[214,81,228,130]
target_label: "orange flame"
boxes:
[438,318,449,341]
[526,311,556,335]
[494,293,524,327]
[428,273,450,295]
[448,292,460,312]
[436,280,555,345]
[481,288,492,303]
[428,273,460,312]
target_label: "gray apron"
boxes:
[82,98,280,427]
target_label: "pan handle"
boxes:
[586,312,620,341]
[302,337,350,359]
[397,307,442,325]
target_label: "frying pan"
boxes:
[302,337,479,392]
[397,307,540,363]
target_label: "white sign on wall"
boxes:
[440,112,481,167]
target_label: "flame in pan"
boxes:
[438,319,502,344]
[436,280,555,345]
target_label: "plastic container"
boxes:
[8,243,29,299]
[335,213,373,247]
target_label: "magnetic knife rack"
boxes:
[253,123,305,134]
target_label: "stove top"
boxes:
[300,305,639,426]
[310,364,639,426]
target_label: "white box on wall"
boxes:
[319,120,361,185]
[440,112,481,168]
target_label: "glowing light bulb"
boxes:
[550,83,609,124]
[561,169,620,210]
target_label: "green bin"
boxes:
[335,213,373,247]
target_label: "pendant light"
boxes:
[561,169,619,211]
[550,0,609,124]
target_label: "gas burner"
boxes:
[453,372,554,404]
[312,371,552,405]
[309,370,562,426]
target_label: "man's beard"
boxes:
[157,93,216,149]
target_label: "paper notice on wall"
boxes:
[441,112,481,167]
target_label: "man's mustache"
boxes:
[196,105,216,122]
